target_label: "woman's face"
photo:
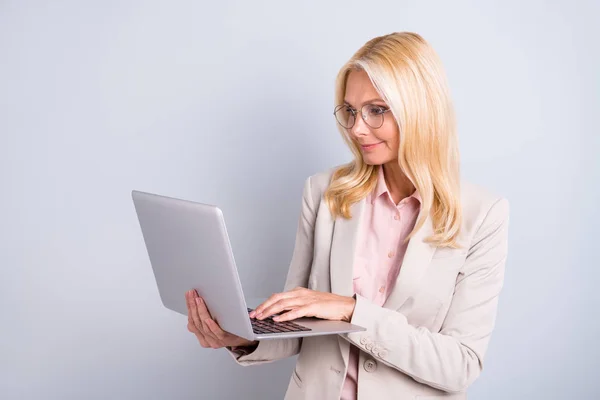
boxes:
[343,70,399,165]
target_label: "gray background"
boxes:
[1,0,598,399]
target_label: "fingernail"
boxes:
[196,298,201,304]
[272,316,279,321]
[256,313,263,319]
[249,311,255,318]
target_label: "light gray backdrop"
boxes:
[1,1,598,399]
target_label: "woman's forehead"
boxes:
[344,70,384,106]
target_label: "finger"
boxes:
[193,317,219,349]
[186,298,201,335]
[205,318,227,342]
[203,330,222,349]
[187,320,199,333]
[205,320,249,348]
[187,291,203,331]
[186,291,197,326]
[273,304,312,322]
[194,296,212,319]
[187,320,210,347]
[188,324,210,348]
[257,297,306,320]
[195,297,219,340]
[195,332,210,348]
[253,289,305,316]
[251,293,284,317]
[186,291,192,322]
[254,290,303,318]
[192,328,210,348]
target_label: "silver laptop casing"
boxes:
[132,190,365,341]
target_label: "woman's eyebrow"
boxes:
[343,98,386,106]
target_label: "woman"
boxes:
[185,31,509,400]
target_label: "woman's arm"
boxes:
[341,198,510,393]
[227,175,319,366]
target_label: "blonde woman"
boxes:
[185,31,509,400]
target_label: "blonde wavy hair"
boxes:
[324,32,462,248]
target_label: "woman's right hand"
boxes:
[185,290,258,349]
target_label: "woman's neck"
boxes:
[382,162,416,205]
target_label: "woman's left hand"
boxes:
[249,287,356,322]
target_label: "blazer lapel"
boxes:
[329,199,365,297]
[330,199,365,368]
[383,212,436,310]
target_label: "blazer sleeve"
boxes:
[227,175,319,366]
[341,197,510,393]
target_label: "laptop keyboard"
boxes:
[247,308,312,334]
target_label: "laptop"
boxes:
[131,190,365,341]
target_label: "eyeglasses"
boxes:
[333,104,391,129]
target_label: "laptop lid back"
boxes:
[132,190,254,340]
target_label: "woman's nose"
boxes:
[351,112,370,137]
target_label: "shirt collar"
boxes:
[370,166,421,205]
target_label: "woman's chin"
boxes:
[361,154,395,166]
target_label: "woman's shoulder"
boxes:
[306,165,339,194]
[460,180,510,231]
[296,165,340,210]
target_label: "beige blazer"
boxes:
[228,166,510,400]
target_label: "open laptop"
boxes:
[131,190,365,341]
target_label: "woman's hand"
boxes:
[185,290,258,349]
[249,287,356,322]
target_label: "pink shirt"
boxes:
[340,167,421,400]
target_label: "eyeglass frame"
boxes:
[333,103,392,129]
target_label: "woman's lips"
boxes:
[360,142,383,151]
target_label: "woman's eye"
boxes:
[368,106,387,115]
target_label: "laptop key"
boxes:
[248,309,312,333]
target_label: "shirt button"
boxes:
[394,215,400,220]
[379,286,385,293]
[387,251,394,258]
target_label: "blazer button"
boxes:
[364,359,377,373]
[360,337,368,345]
[365,342,373,351]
